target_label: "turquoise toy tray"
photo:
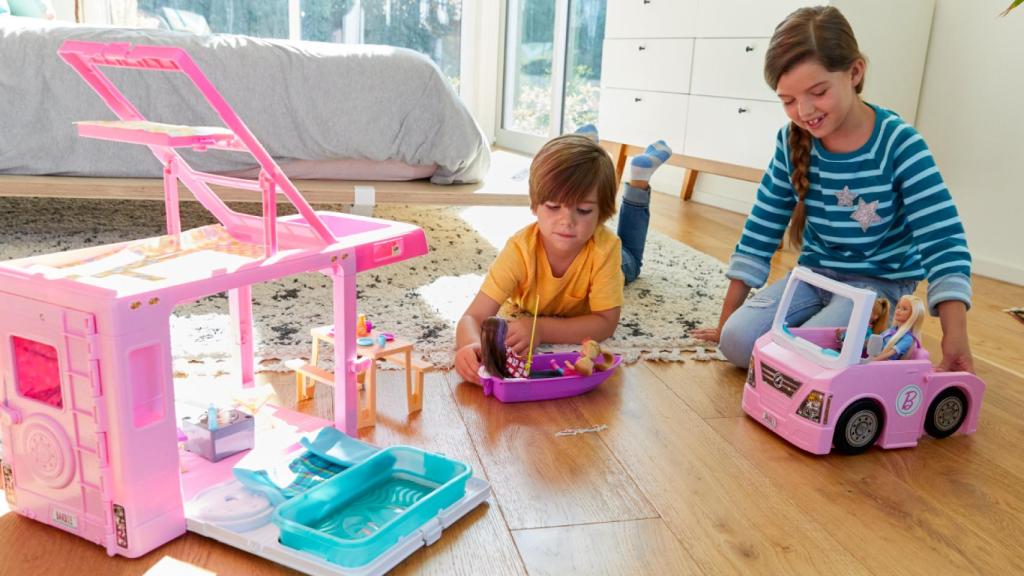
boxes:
[273,445,471,568]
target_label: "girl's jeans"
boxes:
[718,267,918,369]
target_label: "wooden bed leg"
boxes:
[681,168,699,201]
[610,142,628,186]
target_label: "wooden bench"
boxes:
[602,141,762,200]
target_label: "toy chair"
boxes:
[293,325,432,428]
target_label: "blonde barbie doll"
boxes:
[873,295,925,361]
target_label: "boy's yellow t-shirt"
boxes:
[480,223,624,317]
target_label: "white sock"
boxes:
[628,140,672,182]
[574,123,599,144]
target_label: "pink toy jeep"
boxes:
[742,267,985,455]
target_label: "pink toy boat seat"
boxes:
[479,352,622,403]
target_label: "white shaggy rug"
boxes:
[0,197,728,373]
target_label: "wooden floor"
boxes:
[2,192,1023,575]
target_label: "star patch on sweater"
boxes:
[835,186,858,207]
[851,197,882,232]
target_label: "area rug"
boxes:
[0,197,728,373]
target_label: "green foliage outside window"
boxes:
[137,0,461,87]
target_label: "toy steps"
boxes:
[76,120,245,151]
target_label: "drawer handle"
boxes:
[745,45,755,53]
[634,97,644,103]
[737,107,749,114]
[638,44,647,51]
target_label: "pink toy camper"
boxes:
[0,40,469,566]
[742,266,986,455]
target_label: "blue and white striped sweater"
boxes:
[727,104,972,314]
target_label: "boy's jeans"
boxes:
[618,183,650,284]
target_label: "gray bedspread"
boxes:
[0,17,489,184]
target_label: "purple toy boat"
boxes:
[479,352,622,403]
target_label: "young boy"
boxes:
[454,126,671,383]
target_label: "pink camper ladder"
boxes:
[58,41,335,254]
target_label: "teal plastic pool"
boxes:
[273,445,470,568]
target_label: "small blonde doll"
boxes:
[836,297,891,345]
[873,295,925,361]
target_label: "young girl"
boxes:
[454,127,671,384]
[692,6,974,373]
[873,295,926,361]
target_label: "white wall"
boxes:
[914,0,1024,285]
[686,0,1024,286]
[51,0,75,21]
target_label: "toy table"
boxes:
[294,325,432,428]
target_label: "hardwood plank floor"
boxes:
[1,190,1022,575]
[512,518,703,576]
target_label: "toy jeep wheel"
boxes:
[925,388,967,439]
[833,400,883,455]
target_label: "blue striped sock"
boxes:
[629,140,672,182]
[574,123,599,143]
[645,140,672,164]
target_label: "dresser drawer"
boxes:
[695,0,814,37]
[606,0,697,38]
[684,96,787,169]
[602,39,693,94]
[691,38,777,101]
[598,89,688,151]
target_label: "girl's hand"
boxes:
[938,330,974,373]
[455,343,482,384]
[691,279,752,345]
[505,318,538,356]
[936,300,974,374]
[691,326,721,343]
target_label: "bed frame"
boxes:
[0,173,530,206]
[0,142,762,206]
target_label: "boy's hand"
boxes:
[455,343,482,384]
[505,318,539,356]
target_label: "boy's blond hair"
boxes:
[529,134,617,224]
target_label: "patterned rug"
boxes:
[0,197,728,374]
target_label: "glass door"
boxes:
[129,1,464,90]
[497,0,606,153]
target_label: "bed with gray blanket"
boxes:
[0,16,490,188]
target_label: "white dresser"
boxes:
[597,0,935,202]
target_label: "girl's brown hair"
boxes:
[764,6,865,248]
[529,134,617,224]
